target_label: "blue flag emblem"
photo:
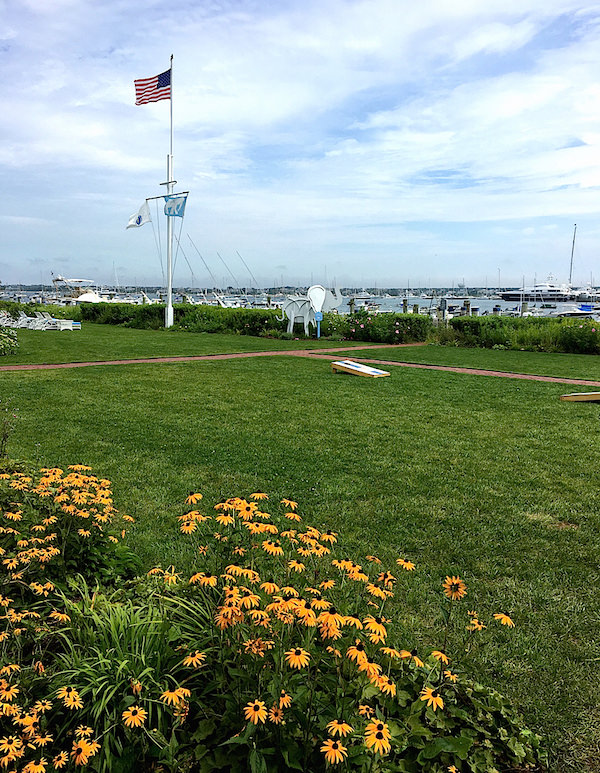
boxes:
[164,195,187,217]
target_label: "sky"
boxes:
[2,0,600,289]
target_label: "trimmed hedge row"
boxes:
[450,316,600,354]
[79,303,287,336]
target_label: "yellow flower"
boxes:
[420,686,444,711]
[493,612,515,627]
[279,690,292,709]
[281,499,298,510]
[326,719,353,737]
[285,647,310,669]
[182,651,206,668]
[443,575,467,601]
[444,669,458,682]
[52,751,68,769]
[22,759,48,773]
[251,492,269,500]
[431,650,449,664]
[288,559,305,573]
[160,689,183,706]
[268,704,284,724]
[243,699,267,724]
[365,720,391,755]
[122,705,148,728]
[320,738,348,765]
[185,492,203,504]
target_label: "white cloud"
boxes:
[2,0,600,285]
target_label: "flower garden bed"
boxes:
[0,466,546,772]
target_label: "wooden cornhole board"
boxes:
[560,392,600,402]
[331,360,390,378]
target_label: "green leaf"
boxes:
[250,749,268,773]
[417,734,474,761]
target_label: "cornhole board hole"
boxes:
[560,392,600,402]
[331,360,390,378]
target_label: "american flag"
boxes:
[134,69,171,105]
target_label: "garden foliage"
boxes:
[450,316,600,354]
[0,328,18,357]
[0,465,546,772]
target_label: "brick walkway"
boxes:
[2,343,600,387]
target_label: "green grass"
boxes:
[5,324,365,365]
[334,343,600,382]
[2,328,600,771]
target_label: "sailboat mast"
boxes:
[569,223,577,286]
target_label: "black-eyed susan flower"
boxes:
[281,499,298,510]
[320,738,348,765]
[346,640,367,663]
[285,647,310,669]
[122,706,148,728]
[358,704,374,718]
[396,557,416,571]
[444,669,458,682]
[56,686,83,710]
[260,580,280,595]
[493,612,515,627]
[363,614,388,641]
[268,705,284,724]
[243,699,267,724]
[251,492,268,500]
[443,575,467,601]
[378,675,397,696]
[262,539,284,556]
[22,758,48,772]
[288,559,305,573]
[365,720,391,755]
[279,690,292,709]
[431,650,450,664]
[420,686,444,711]
[71,738,98,766]
[74,726,93,739]
[185,493,203,504]
[0,735,23,756]
[182,651,206,668]
[326,719,353,737]
[52,751,68,769]
[160,689,183,706]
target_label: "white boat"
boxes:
[499,276,577,303]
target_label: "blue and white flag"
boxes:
[126,200,151,229]
[164,194,188,218]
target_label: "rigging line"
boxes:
[217,251,240,289]
[172,216,185,277]
[174,234,197,287]
[187,235,220,289]
[236,251,259,290]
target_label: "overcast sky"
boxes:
[2,0,600,289]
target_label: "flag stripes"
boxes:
[134,69,171,105]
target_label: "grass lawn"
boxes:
[2,328,600,771]
[335,342,600,382]
[5,324,367,365]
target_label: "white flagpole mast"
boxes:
[164,54,175,328]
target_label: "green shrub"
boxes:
[449,316,600,354]
[323,310,433,343]
[0,328,18,356]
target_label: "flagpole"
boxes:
[165,54,174,328]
